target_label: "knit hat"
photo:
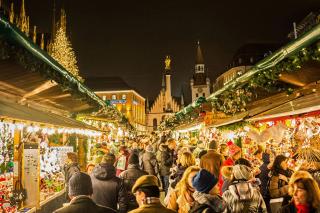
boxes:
[128,153,139,165]
[192,169,218,193]
[233,164,252,180]
[67,152,78,163]
[228,144,241,156]
[101,153,116,164]
[132,175,160,193]
[68,172,93,196]
[145,144,154,153]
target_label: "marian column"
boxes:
[164,56,172,110]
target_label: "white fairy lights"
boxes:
[0,121,102,137]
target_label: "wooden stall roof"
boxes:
[0,98,99,130]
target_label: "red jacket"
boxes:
[218,157,234,195]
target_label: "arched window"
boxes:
[153,118,157,130]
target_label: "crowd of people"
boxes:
[55,136,320,213]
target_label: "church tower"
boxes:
[190,41,211,102]
[147,56,180,131]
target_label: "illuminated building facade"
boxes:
[85,77,146,131]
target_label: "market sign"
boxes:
[110,100,126,105]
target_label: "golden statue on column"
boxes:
[165,55,171,70]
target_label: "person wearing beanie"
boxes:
[189,169,226,213]
[129,175,175,213]
[218,143,241,195]
[53,172,116,213]
[141,144,159,176]
[222,159,267,213]
[119,154,148,211]
[63,152,80,201]
[90,154,128,213]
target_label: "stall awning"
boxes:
[247,88,320,122]
[207,111,248,128]
[0,99,99,130]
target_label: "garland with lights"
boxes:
[160,41,320,130]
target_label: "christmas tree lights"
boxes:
[50,9,83,82]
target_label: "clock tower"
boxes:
[190,41,211,102]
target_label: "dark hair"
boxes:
[271,155,288,174]
[198,150,207,159]
[235,158,252,168]
[137,186,160,198]
[209,140,218,150]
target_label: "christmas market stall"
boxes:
[0,5,124,212]
[160,21,320,161]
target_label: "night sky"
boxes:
[21,0,320,102]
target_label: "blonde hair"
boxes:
[289,171,320,208]
[175,166,200,204]
[178,152,195,168]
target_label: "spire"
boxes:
[32,25,37,43]
[180,88,185,107]
[196,41,204,64]
[9,2,14,23]
[17,0,29,36]
[146,97,150,113]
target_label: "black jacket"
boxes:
[53,196,116,213]
[90,163,128,213]
[63,163,80,198]
[119,164,147,211]
[279,202,319,213]
[142,152,158,175]
[160,146,174,176]
[259,153,270,198]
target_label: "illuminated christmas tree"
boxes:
[50,9,83,81]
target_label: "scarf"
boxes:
[193,191,226,212]
[294,202,310,213]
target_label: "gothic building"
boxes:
[146,56,182,131]
[190,42,211,102]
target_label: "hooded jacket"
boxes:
[190,191,227,213]
[222,180,267,213]
[119,164,147,211]
[90,164,127,213]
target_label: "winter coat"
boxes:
[119,164,148,211]
[200,150,224,178]
[170,165,186,188]
[53,196,117,213]
[167,188,195,213]
[142,152,158,176]
[189,191,227,213]
[259,153,271,198]
[222,180,267,213]
[278,201,320,213]
[63,162,80,198]
[90,163,128,213]
[269,174,289,199]
[129,201,176,213]
[160,146,174,176]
